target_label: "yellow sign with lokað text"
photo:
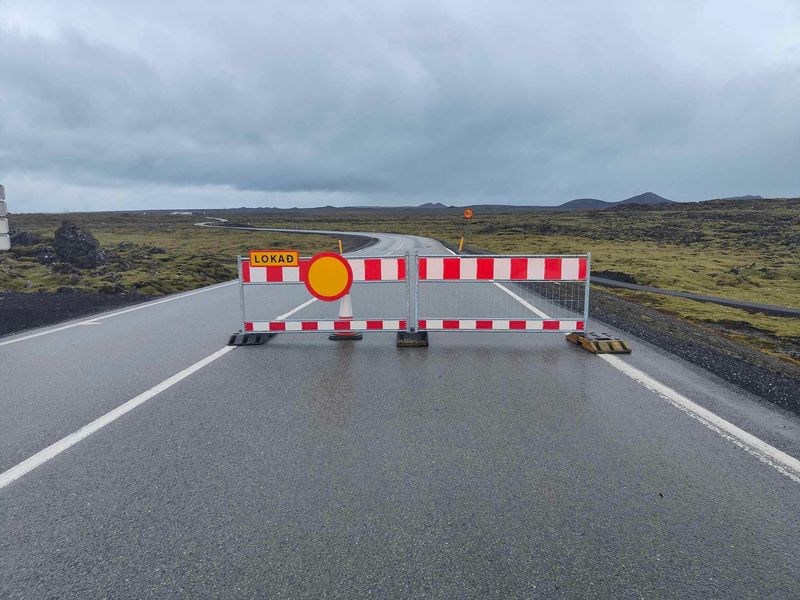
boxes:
[249,250,300,267]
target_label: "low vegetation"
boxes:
[1,212,336,295]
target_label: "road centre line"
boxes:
[0,281,238,347]
[276,298,316,320]
[0,291,319,490]
[492,282,551,319]
[600,354,800,483]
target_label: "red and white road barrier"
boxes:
[242,257,406,284]
[418,319,583,332]
[232,251,590,347]
[418,256,587,281]
[245,319,407,332]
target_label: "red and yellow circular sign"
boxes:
[463,208,474,219]
[304,252,353,301]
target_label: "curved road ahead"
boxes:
[1,232,799,599]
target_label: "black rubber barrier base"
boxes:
[228,332,273,346]
[566,331,631,354]
[329,332,363,341]
[396,331,429,348]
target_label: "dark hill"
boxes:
[618,192,673,205]
[558,198,613,209]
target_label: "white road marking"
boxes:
[444,243,554,318]
[444,241,800,483]
[600,354,800,484]
[0,290,321,489]
[276,298,316,320]
[0,346,236,490]
[492,282,552,319]
[0,281,238,347]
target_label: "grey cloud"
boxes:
[1,0,799,211]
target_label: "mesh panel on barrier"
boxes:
[416,255,588,332]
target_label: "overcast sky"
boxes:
[1,1,799,212]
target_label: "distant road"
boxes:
[592,277,800,317]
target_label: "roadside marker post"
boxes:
[0,185,9,252]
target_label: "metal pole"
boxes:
[237,256,246,333]
[405,251,412,333]
[583,253,591,332]
[413,250,420,332]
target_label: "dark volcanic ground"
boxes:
[0,291,154,337]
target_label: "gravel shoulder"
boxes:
[590,287,800,414]
[0,291,154,337]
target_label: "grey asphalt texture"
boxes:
[1,233,799,599]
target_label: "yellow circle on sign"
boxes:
[305,253,353,301]
[464,208,474,219]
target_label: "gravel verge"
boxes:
[0,291,154,338]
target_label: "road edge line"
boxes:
[0,346,236,490]
[599,354,800,483]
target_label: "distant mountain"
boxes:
[558,198,613,209]
[418,202,448,208]
[721,195,763,201]
[617,192,673,205]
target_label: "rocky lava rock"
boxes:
[52,221,108,268]
[8,224,43,246]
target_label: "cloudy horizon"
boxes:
[1,0,799,212]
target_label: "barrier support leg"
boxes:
[229,332,274,346]
[396,330,428,347]
[397,250,428,347]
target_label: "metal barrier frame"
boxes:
[412,251,590,333]
[234,251,590,337]
[237,254,411,333]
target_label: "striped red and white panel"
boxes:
[418,257,587,281]
[417,319,584,331]
[245,319,407,332]
[347,258,406,281]
[241,257,406,283]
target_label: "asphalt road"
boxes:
[2,232,799,599]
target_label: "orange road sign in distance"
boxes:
[463,208,474,219]
[304,252,353,301]
[249,250,299,267]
